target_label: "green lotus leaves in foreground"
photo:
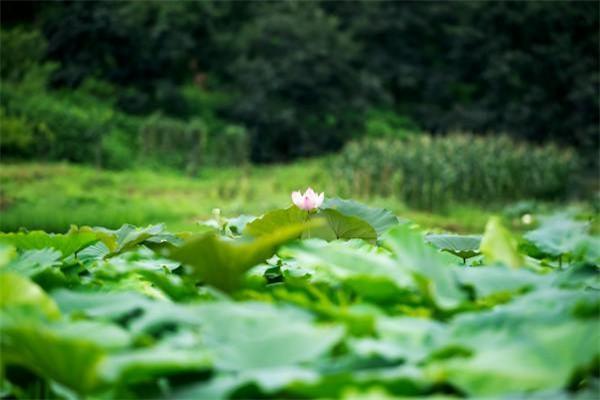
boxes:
[0,200,598,399]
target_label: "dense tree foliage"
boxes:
[329,1,599,149]
[223,2,381,161]
[1,0,598,162]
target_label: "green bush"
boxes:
[0,108,34,155]
[138,113,189,169]
[205,124,249,167]
[0,75,248,171]
[1,83,140,167]
[334,134,580,210]
[364,109,419,140]
[138,113,249,173]
[0,28,46,82]
[180,85,249,166]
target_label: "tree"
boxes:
[223,2,382,161]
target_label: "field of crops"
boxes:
[1,192,599,399]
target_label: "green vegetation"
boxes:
[1,4,597,399]
[1,162,501,234]
[335,135,580,210]
[1,198,598,399]
[2,1,599,164]
[1,72,248,170]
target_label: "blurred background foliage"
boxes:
[334,135,580,210]
[2,1,598,161]
[0,0,598,228]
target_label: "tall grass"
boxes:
[333,134,580,210]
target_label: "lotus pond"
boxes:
[0,195,598,399]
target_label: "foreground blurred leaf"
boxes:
[430,288,600,396]
[175,367,319,400]
[0,272,60,319]
[169,222,312,292]
[83,224,169,256]
[480,217,523,268]
[382,225,466,309]
[0,230,97,258]
[51,290,154,320]
[226,214,256,235]
[281,239,414,302]
[524,213,598,263]
[0,244,16,267]
[432,321,598,396]
[455,265,551,298]
[100,346,212,384]
[194,302,344,370]
[349,316,447,363]
[3,248,62,278]
[0,315,107,394]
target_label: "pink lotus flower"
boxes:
[291,188,324,211]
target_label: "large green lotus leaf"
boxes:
[245,206,376,243]
[572,235,600,265]
[425,234,481,260]
[49,320,133,350]
[382,225,466,309]
[192,302,344,370]
[524,213,596,261]
[53,290,205,335]
[127,302,205,334]
[114,300,344,370]
[0,230,97,258]
[244,207,307,237]
[455,265,552,298]
[323,198,399,236]
[552,262,600,290]
[0,272,60,319]
[132,269,198,301]
[349,316,448,363]
[169,222,311,292]
[0,314,107,394]
[81,224,169,256]
[174,375,241,400]
[427,287,600,395]
[0,244,16,267]
[99,247,180,274]
[52,290,155,320]
[226,214,256,235]
[287,365,429,399]
[438,287,599,355]
[280,239,414,294]
[431,319,598,396]
[100,346,212,384]
[320,209,377,244]
[53,290,344,371]
[3,248,62,278]
[457,287,599,327]
[174,367,319,400]
[77,241,111,263]
[480,217,524,268]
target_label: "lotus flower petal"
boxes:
[291,188,324,211]
[292,191,303,208]
[315,192,324,208]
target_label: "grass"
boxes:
[0,161,586,234]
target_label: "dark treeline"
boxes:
[2,1,598,162]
